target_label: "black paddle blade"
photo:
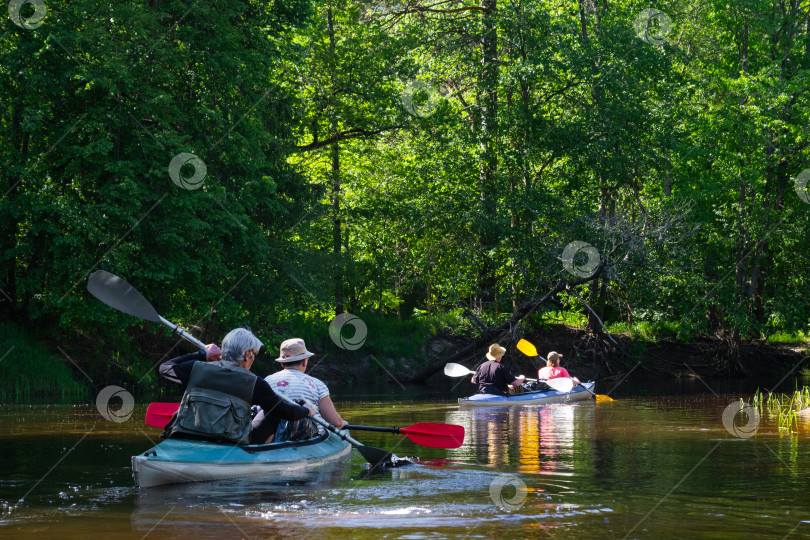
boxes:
[87,270,161,323]
[356,445,394,468]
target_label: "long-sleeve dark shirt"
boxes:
[159,350,309,421]
[471,360,516,395]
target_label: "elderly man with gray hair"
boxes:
[159,328,315,445]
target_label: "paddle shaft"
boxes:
[447,363,566,385]
[345,425,402,434]
[456,365,543,382]
[157,315,201,347]
[577,382,610,401]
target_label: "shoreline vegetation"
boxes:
[3,311,807,403]
[4,3,810,404]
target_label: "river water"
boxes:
[2,382,810,539]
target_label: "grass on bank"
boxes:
[0,323,89,402]
[537,310,809,344]
[532,310,680,340]
[271,309,470,361]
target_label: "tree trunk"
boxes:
[327,5,343,315]
[475,0,499,308]
[1,105,25,317]
[331,140,343,315]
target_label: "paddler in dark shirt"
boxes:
[159,327,315,444]
[471,344,526,395]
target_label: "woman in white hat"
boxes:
[538,351,580,385]
[471,343,526,396]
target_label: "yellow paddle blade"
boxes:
[516,339,538,357]
[595,394,614,402]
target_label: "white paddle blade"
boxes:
[444,363,474,378]
[545,378,575,393]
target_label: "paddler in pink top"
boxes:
[538,351,581,386]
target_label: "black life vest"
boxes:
[163,360,255,444]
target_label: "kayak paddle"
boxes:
[516,339,539,357]
[145,402,179,428]
[579,382,614,402]
[541,377,574,393]
[517,338,614,402]
[146,402,465,449]
[444,362,574,393]
[87,270,402,468]
[332,423,464,448]
[87,270,202,345]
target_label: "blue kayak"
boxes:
[132,430,352,487]
[458,381,596,408]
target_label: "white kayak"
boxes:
[458,381,596,409]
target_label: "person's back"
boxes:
[267,369,328,417]
[538,365,572,380]
[471,344,525,395]
[159,328,313,445]
[169,359,256,444]
[472,360,512,395]
[261,338,347,436]
[537,351,580,385]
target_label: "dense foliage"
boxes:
[2,0,809,386]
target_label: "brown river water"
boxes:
[2,380,810,539]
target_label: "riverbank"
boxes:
[3,316,808,403]
[392,324,808,390]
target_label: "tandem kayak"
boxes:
[132,430,352,487]
[458,381,596,409]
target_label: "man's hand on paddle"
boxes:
[204,343,222,360]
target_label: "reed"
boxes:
[0,323,89,403]
[753,387,810,433]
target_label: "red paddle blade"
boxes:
[400,423,465,449]
[145,402,180,428]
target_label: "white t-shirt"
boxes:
[265,368,330,418]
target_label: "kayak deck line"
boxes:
[138,430,332,456]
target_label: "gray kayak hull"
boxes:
[132,430,352,487]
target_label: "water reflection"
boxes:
[130,461,352,538]
[4,398,810,539]
[445,403,595,474]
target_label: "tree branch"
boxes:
[295,125,405,152]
